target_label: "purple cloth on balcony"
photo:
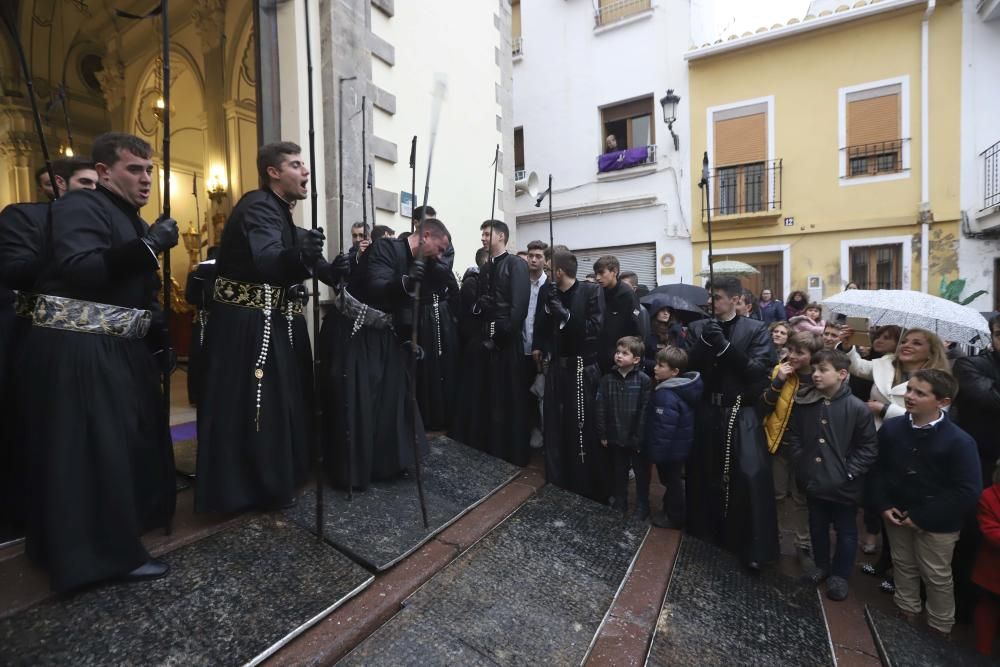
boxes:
[598,146,649,173]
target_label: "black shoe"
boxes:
[650,512,680,529]
[634,503,651,521]
[120,559,169,583]
[799,567,829,586]
[826,576,849,601]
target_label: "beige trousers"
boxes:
[772,452,810,550]
[884,522,960,633]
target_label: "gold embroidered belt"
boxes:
[32,294,151,340]
[14,291,37,319]
[212,276,304,315]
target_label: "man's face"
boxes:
[421,232,451,260]
[526,249,545,274]
[38,172,54,200]
[97,149,153,208]
[56,168,99,196]
[822,326,841,349]
[761,289,772,302]
[811,361,845,392]
[480,227,505,254]
[711,289,736,317]
[351,226,366,247]
[904,377,948,416]
[268,153,309,201]
[594,268,617,289]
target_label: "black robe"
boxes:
[686,315,779,566]
[450,251,531,466]
[195,189,312,513]
[183,258,217,406]
[534,280,608,501]
[320,237,428,489]
[20,187,175,591]
[0,202,49,538]
[416,251,460,431]
[598,281,641,374]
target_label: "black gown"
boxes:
[450,251,531,466]
[416,254,460,431]
[195,189,312,513]
[320,237,428,489]
[183,258,217,406]
[20,187,175,592]
[686,315,779,566]
[534,280,608,502]
[0,202,49,538]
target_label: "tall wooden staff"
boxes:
[161,0,173,420]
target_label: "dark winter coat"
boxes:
[952,350,1000,486]
[782,382,878,505]
[642,321,690,375]
[871,413,984,533]
[0,202,49,291]
[598,281,640,373]
[595,367,652,450]
[644,372,703,464]
[758,299,785,324]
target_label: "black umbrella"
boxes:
[640,292,707,323]
[650,283,710,308]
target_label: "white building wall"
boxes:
[512,0,697,286]
[959,0,1000,312]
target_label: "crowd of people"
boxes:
[0,136,998,656]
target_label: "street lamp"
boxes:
[660,88,681,151]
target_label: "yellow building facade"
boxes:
[686,0,961,301]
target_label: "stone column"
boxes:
[193,0,231,237]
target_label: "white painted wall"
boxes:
[512,0,697,285]
[370,2,507,271]
[959,1,1000,312]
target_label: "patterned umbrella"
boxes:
[697,260,760,277]
[822,289,991,346]
[650,283,710,307]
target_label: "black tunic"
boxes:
[320,237,428,489]
[450,251,531,466]
[195,189,312,513]
[598,281,640,374]
[416,254,460,430]
[20,187,175,591]
[686,315,779,566]
[533,280,608,501]
[183,258,217,406]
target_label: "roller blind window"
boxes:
[846,85,902,177]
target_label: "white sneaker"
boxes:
[529,428,543,449]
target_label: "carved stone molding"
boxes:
[192,0,226,52]
[96,57,126,111]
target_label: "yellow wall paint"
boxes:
[687,1,962,296]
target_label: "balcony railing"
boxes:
[842,139,907,178]
[597,144,656,173]
[983,140,1000,210]
[512,36,523,57]
[701,159,782,219]
[595,0,652,27]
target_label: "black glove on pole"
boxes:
[145,216,179,253]
[300,227,326,266]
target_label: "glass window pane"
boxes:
[631,114,650,148]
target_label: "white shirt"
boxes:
[524,271,547,354]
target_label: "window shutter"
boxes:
[714,113,766,167]
[573,243,658,287]
[847,93,900,147]
[602,97,654,124]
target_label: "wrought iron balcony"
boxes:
[597,144,656,173]
[594,0,652,27]
[983,139,1000,211]
[842,139,907,178]
[512,36,523,58]
[700,159,782,220]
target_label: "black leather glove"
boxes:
[403,259,426,295]
[402,340,425,361]
[287,284,308,304]
[701,319,727,348]
[547,294,570,322]
[314,253,352,286]
[299,227,326,266]
[144,217,179,253]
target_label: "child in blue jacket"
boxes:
[645,346,703,528]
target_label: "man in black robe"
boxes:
[451,220,531,466]
[183,246,218,407]
[196,141,338,513]
[20,133,178,590]
[533,249,606,501]
[686,275,778,570]
[593,254,640,374]
[321,219,451,488]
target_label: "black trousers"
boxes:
[611,446,649,511]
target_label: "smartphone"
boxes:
[846,316,871,348]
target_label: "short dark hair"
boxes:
[92,132,152,167]
[474,246,489,267]
[619,271,639,287]
[656,346,688,373]
[989,314,1000,336]
[593,255,620,275]
[351,221,367,231]
[805,302,822,312]
[34,165,49,184]
[552,248,577,278]
[823,321,841,332]
[911,368,959,400]
[51,157,95,183]
[526,240,548,253]
[617,335,644,359]
[787,331,823,354]
[811,349,851,372]
[480,219,509,244]
[418,217,451,240]
[413,205,437,220]
[371,225,395,241]
[707,275,743,298]
[257,141,302,188]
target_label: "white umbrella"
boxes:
[822,289,991,346]
[697,260,760,277]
